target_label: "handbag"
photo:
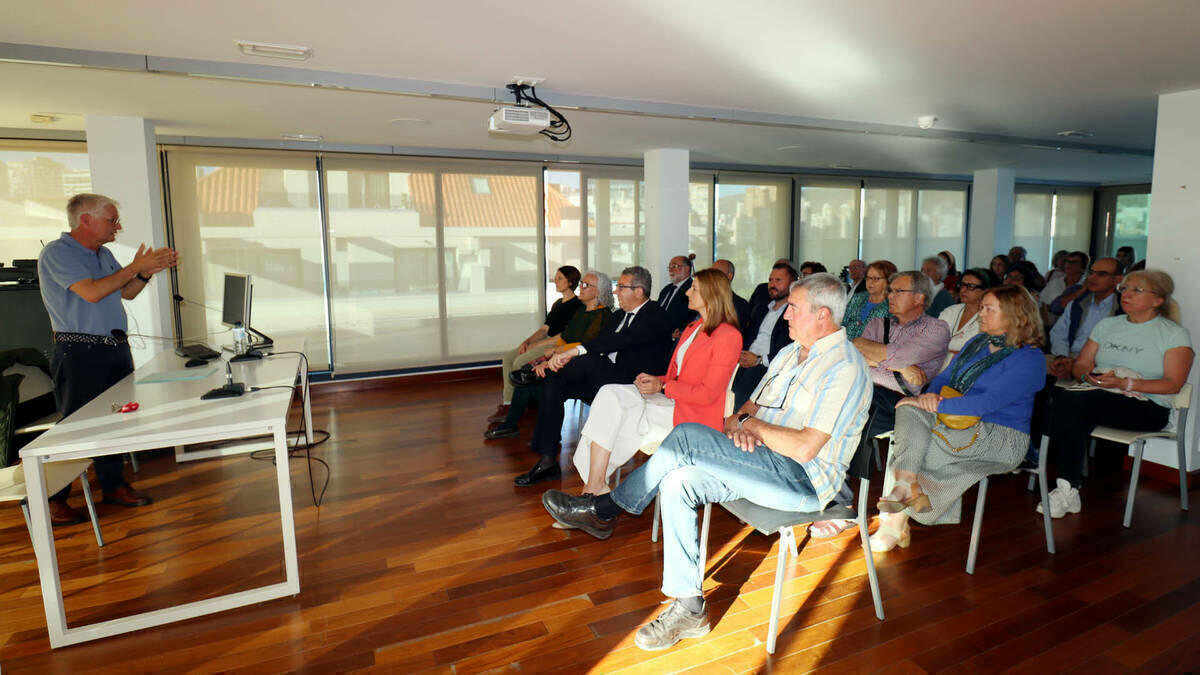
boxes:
[509,363,541,388]
[933,385,981,452]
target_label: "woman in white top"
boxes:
[936,268,995,371]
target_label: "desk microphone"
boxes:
[200,359,246,400]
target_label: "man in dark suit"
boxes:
[713,258,751,336]
[846,258,868,296]
[658,254,697,337]
[748,257,794,310]
[731,261,798,408]
[515,265,673,486]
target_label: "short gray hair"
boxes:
[921,255,948,282]
[584,270,614,308]
[66,193,119,230]
[621,265,652,299]
[790,272,848,325]
[892,270,934,310]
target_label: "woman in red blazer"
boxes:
[569,268,742,499]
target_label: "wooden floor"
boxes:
[2,373,1199,673]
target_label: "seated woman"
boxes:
[1041,269,1193,518]
[939,250,960,298]
[872,285,1046,551]
[842,259,896,340]
[562,267,741,510]
[491,266,582,424]
[936,267,995,371]
[485,271,613,439]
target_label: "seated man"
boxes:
[1042,251,1088,327]
[1047,256,1124,379]
[731,261,798,408]
[711,258,751,335]
[920,255,955,317]
[854,270,950,439]
[541,273,872,651]
[514,265,673,486]
[658,254,698,338]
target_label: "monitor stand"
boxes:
[230,350,263,363]
[201,382,245,400]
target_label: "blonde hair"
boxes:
[985,285,1045,348]
[693,268,739,335]
[1123,269,1181,324]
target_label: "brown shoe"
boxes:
[103,485,153,507]
[49,500,87,526]
[488,404,512,424]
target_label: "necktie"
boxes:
[617,312,633,332]
[661,286,675,309]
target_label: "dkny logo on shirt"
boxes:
[1103,341,1144,354]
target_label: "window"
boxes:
[1014,188,1093,270]
[0,140,90,263]
[796,181,860,275]
[715,173,790,298]
[1014,191,1053,270]
[860,181,967,271]
[916,188,967,270]
[587,175,642,273]
[688,174,714,268]
[1113,193,1149,263]
[861,184,915,268]
[165,148,330,370]
[469,176,491,195]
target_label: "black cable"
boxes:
[507,84,572,143]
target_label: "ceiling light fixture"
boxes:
[1056,130,1094,138]
[236,40,313,61]
[776,145,805,151]
[829,164,854,170]
[917,115,938,130]
[281,133,323,142]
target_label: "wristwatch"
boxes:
[737,412,753,428]
[136,272,152,283]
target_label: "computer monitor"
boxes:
[221,273,251,329]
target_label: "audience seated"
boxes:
[1047,257,1123,379]
[1041,270,1194,518]
[937,267,995,370]
[712,259,751,335]
[1004,260,1044,304]
[842,260,896,340]
[540,273,872,651]
[749,257,792,308]
[1042,250,1087,326]
[1008,245,1027,264]
[1043,249,1070,290]
[485,271,614,440]
[492,266,582,423]
[920,255,956,317]
[1115,246,1136,273]
[513,266,673,486]
[990,255,1010,284]
[873,285,1046,551]
[562,269,741,505]
[659,254,699,337]
[853,271,951,439]
[845,258,867,296]
[939,250,960,296]
[800,261,827,276]
[731,262,799,408]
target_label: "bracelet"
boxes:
[136,273,152,283]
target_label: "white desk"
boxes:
[20,339,310,648]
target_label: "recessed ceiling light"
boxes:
[777,145,805,151]
[281,133,323,142]
[30,113,60,124]
[829,164,854,170]
[236,40,312,61]
[1056,130,1094,138]
[390,117,431,127]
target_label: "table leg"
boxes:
[23,457,70,648]
[274,423,301,595]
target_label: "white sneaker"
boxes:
[1037,478,1081,518]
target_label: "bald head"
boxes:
[712,259,735,282]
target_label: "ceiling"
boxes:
[3,0,1198,184]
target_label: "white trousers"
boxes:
[574,384,676,483]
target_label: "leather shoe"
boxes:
[542,490,616,540]
[514,462,561,487]
[48,499,86,526]
[103,485,153,507]
[484,426,520,440]
[487,404,511,424]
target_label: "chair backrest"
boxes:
[1174,382,1193,410]
[846,422,876,481]
[724,365,740,416]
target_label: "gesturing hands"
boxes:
[133,244,179,276]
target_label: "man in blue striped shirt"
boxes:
[542,273,872,651]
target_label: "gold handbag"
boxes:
[936,386,981,430]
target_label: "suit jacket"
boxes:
[743,299,792,362]
[657,277,697,332]
[731,292,752,337]
[749,282,770,311]
[660,321,742,430]
[582,300,673,381]
[848,279,868,295]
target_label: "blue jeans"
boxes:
[611,422,818,598]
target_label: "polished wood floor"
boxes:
[1,373,1198,673]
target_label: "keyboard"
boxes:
[175,343,221,360]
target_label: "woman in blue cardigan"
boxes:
[872,285,1047,551]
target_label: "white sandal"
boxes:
[809,519,856,539]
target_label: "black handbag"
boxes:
[509,364,540,388]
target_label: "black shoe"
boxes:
[514,462,561,487]
[542,490,616,539]
[484,426,519,440]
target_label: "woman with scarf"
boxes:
[872,285,1046,551]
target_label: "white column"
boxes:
[1145,88,1200,471]
[967,169,1016,268]
[85,115,170,368]
[643,149,690,295]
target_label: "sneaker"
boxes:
[634,599,711,651]
[1037,478,1081,518]
[1011,456,1038,474]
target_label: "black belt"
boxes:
[53,330,128,347]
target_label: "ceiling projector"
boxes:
[489,105,552,135]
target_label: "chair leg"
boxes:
[1039,436,1056,555]
[873,437,883,472]
[79,471,105,547]
[1083,438,1095,478]
[651,497,660,543]
[857,477,885,621]
[1177,433,1189,513]
[699,503,712,569]
[767,526,794,655]
[1123,441,1144,528]
[966,477,988,575]
[20,500,33,538]
[128,452,140,473]
[1027,473,1036,492]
